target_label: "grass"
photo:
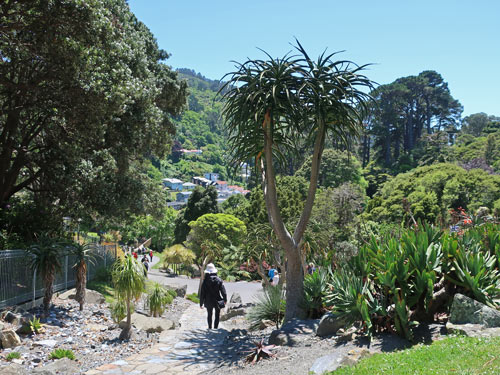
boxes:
[49,349,75,360]
[87,280,116,304]
[331,336,500,375]
[186,293,200,304]
[6,352,21,361]
[152,251,164,270]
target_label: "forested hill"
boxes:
[151,69,236,183]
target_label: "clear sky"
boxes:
[128,0,499,117]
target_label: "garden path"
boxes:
[85,305,230,374]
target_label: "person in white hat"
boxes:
[199,263,227,329]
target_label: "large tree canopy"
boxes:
[0,0,187,222]
[221,40,373,319]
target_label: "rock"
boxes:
[32,358,80,375]
[258,319,275,330]
[229,292,242,304]
[446,322,500,338]
[449,293,500,327]
[87,324,108,332]
[0,322,4,331]
[0,329,21,348]
[119,313,174,333]
[309,348,372,374]
[4,311,21,325]
[33,339,58,348]
[316,312,348,337]
[268,319,319,346]
[220,308,245,321]
[165,284,187,298]
[58,288,105,304]
[337,326,357,343]
[0,363,28,375]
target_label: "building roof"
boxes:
[216,180,227,185]
[163,178,183,184]
[182,182,196,187]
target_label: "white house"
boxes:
[163,178,184,191]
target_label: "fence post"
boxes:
[32,267,37,308]
[64,255,68,290]
[104,246,107,269]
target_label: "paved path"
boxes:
[86,306,231,374]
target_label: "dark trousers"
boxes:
[206,306,220,329]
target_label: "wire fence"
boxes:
[0,244,117,309]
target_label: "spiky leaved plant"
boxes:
[69,242,97,311]
[245,339,276,363]
[147,282,173,317]
[28,236,63,315]
[247,285,285,330]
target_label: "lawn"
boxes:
[331,336,500,375]
[87,281,116,305]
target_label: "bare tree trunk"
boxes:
[120,296,132,340]
[75,261,87,311]
[43,268,55,315]
[197,256,209,297]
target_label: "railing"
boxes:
[0,244,116,309]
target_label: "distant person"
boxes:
[141,255,149,276]
[133,251,138,259]
[268,267,277,283]
[149,249,153,262]
[199,263,227,329]
[271,272,280,286]
[307,262,316,275]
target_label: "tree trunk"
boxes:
[43,268,54,315]
[75,261,87,311]
[120,297,132,340]
[197,256,209,297]
[284,243,305,321]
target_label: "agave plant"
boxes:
[28,236,63,314]
[301,268,330,318]
[245,339,276,363]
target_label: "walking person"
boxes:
[149,249,153,262]
[141,254,149,277]
[199,263,227,329]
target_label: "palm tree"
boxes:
[28,236,63,315]
[112,255,146,340]
[220,40,373,320]
[69,242,96,311]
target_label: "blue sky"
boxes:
[128,0,499,117]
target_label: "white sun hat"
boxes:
[204,263,218,274]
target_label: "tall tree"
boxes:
[0,0,187,219]
[221,41,373,320]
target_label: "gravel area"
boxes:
[0,295,192,373]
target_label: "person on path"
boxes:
[199,263,227,329]
[271,272,280,286]
[141,255,149,276]
[149,249,153,262]
[133,251,138,259]
[268,267,277,283]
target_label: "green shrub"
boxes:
[94,266,112,282]
[147,282,173,317]
[186,293,200,304]
[247,285,285,330]
[49,349,75,360]
[302,268,330,318]
[6,352,21,361]
[167,289,177,298]
[110,299,132,323]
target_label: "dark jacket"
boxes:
[200,273,227,308]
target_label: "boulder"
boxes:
[3,311,21,325]
[58,288,105,304]
[0,363,28,375]
[258,319,276,330]
[165,284,187,298]
[0,322,4,331]
[316,313,349,337]
[449,293,500,327]
[0,329,21,349]
[268,319,319,346]
[220,307,245,322]
[310,348,372,374]
[32,358,80,375]
[119,313,174,333]
[229,292,242,304]
[446,322,500,338]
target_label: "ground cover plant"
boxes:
[324,222,500,341]
[49,349,75,361]
[6,352,21,361]
[330,336,500,375]
[247,285,285,330]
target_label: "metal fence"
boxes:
[0,244,116,309]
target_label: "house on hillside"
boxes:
[192,176,213,188]
[163,178,184,191]
[176,191,192,203]
[204,172,219,182]
[181,149,202,155]
[215,180,228,191]
[182,182,196,191]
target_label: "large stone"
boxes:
[316,313,349,337]
[0,363,28,375]
[119,313,174,333]
[268,319,319,346]
[3,311,21,325]
[229,292,242,304]
[268,330,301,346]
[310,348,372,374]
[32,358,80,375]
[33,339,58,348]
[220,307,245,322]
[0,329,21,348]
[58,288,105,304]
[449,293,500,327]
[165,284,187,298]
[446,322,500,338]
